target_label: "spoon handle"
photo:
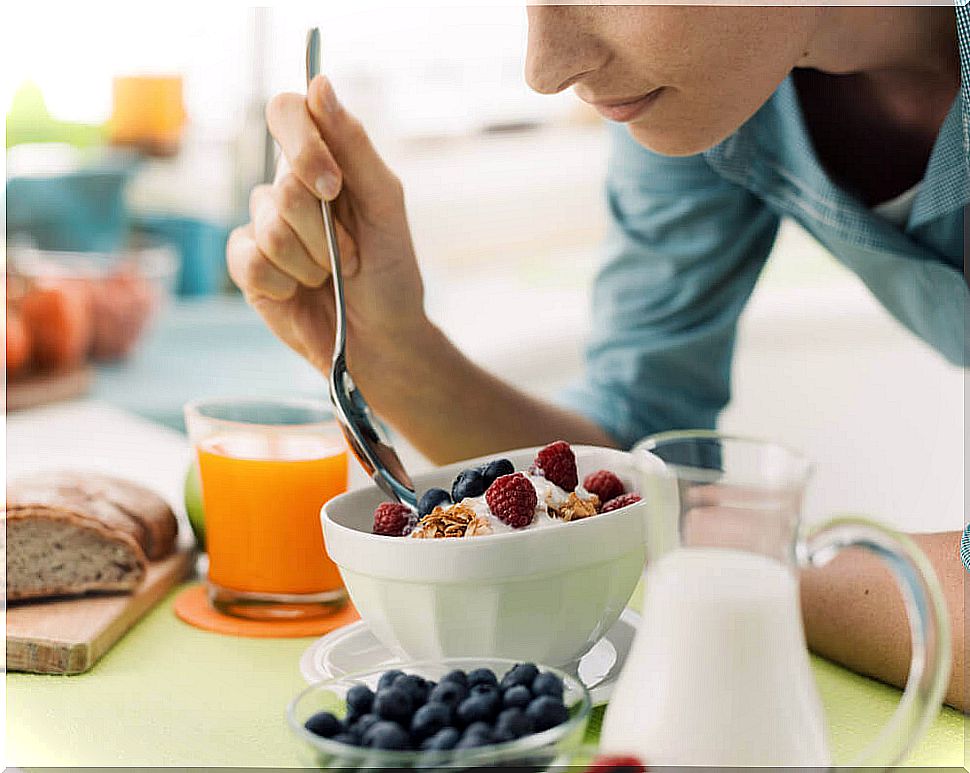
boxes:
[305,28,347,359]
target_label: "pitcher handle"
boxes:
[800,515,951,770]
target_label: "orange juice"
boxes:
[197,434,348,595]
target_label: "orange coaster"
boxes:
[173,584,359,638]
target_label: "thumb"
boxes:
[306,76,403,213]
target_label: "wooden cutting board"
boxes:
[6,545,196,674]
[6,400,198,674]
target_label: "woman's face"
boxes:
[526,5,819,156]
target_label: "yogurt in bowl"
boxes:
[321,444,650,667]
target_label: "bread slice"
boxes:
[6,504,147,601]
[7,471,177,560]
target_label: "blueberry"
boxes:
[456,725,493,749]
[377,669,406,691]
[346,684,375,716]
[349,713,380,739]
[410,702,452,740]
[421,726,461,751]
[304,711,342,738]
[469,684,501,716]
[502,684,532,710]
[457,693,499,725]
[330,731,360,746]
[531,671,564,699]
[501,663,539,690]
[495,707,534,740]
[526,695,569,731]
[418,487,452,517]
[480,458,514,487]
[393,673,430,706]
[373,687,413,725]
[441,669,468,687]
[467,667,499,688]
[363,720,410,750]
[452,468,487,501]
[464,720,492,737]
[428,680,467,708]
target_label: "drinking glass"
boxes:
[601,430,951,768]
[184,397,349,620]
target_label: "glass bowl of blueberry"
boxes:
[287,658,592,769]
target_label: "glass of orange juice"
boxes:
[184,397,349,620]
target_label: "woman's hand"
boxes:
[226,76,427,408]
[227,76,615,463]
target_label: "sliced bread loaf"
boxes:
[7,471,177,560]
[6,505,148,601]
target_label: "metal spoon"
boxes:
[305,28,418,509]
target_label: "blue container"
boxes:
[6,168,132,253]
[135,214,230,296]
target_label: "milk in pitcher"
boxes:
[601,547,831,766]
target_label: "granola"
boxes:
[464,515,494,537]
[410,502,478,539]
[549,492,601,522]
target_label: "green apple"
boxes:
[184,461,205,549]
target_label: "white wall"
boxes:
[723,260,965,534]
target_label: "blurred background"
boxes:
[3,6,963,533]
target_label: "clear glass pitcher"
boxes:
[601,431,950,768]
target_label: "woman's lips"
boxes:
[589,88,665,123]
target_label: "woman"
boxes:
[227,6,968,710]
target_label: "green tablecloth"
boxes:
[7,581,965,768]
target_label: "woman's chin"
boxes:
[626,122,727,158]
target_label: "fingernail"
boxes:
[316,172,340,201]
[322,79,341,114]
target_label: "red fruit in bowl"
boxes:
[583,469,625,503]
[601,493,642,513]
[6,309,31,378]
[89,269,155,361]
[372,502,414,536]
[20,279,92,370]
[485,473,537,529]
[535,441,578,492]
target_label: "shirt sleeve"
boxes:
[558,125,781,449]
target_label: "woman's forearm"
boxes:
[373,322,618,465]
[799,531,966,712]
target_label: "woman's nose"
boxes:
[525,6,603,95]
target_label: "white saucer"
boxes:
[299,607,640,705]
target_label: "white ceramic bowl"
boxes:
[321,445,648,667]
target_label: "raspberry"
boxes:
[372,502,414,536]
[535,441,578,492]
[485,473,537,529]
[583,469,625,503]
[587,754,647,773]
[600,493,642,513]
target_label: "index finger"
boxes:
[265,92,343,201]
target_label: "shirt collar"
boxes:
[706,4,969,230]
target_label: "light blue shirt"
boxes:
[562,6,969,450]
